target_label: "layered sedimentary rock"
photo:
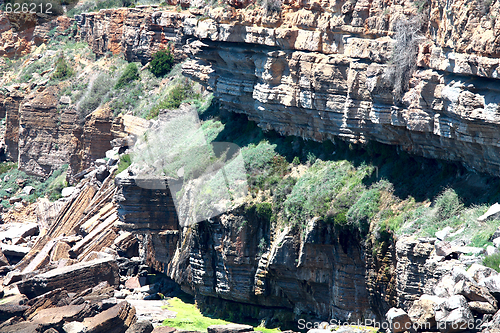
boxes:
[114,173,179,233]
[116,178,375,322]
[0,13,74,58]
[76,8,192,63]
[2,87,23,161]
[18,86,82,177]
[75,3,500,175]
[179,1,500,176]
[78,107,114,171]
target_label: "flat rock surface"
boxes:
[127,300,176,324]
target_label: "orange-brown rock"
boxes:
[18,86,81,177]
[0,12,75,58]
[76,8,192,63]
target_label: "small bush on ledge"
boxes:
[115,63,139,89]
[52,55,74,80]
[149,48,175,78]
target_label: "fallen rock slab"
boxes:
[0,321,43,333]
[435,295,474,333]
[453,279,497,308]
[467,301,497,314]
[83,301,136,333]
[208,324,254,333]
[0,304,30,322]
[0,223,38,241]
[17,258,119,298]
[478,203,500,221]
[31,304,90,325]
[1,244,30,257]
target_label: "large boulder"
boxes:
[467,264,498,283]
[83,301,136,333]
[480,276,500,296]
[435,295,474,333]
[386,308,412,333]
[408,294,444,329]
[453,280,497,308]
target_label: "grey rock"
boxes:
[95,159,107,167]
[435,295,473,333]
[59,96,71,105]
[436,227,454,241]
[467,264,497,283]
[385,308,412,333]
[62,187,77,197]
[478,203,500,222]
[125,321,154,333]
[1,244,30,257]
[467,301,497,314]
[207,324,254,333]
[22,186,34,195]
[487,245,497,256]
[63,321,87,333]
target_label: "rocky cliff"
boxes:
[76,8,191,63]
[18,86,82,177]
[0,13,74,58]
[113,174,377,324]
[75,2,500,176]
[71,1,500,325]
[180,1,500,176]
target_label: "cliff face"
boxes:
[114,174,376,323]
[3,87,23,161]
[18,86,82,177]
[0,13,74,58]
[180,1,500,176]
[76,9,191,63]
[76,2,500,175]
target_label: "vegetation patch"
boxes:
[147,80,200,119]
[115,63,139,89]
[149,49,175,78]
[52,55,74,80]
[483,253,500,272]
[162,297,280,333]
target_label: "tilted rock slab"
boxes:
[17,257,119,299]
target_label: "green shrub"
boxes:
[115,63,139,89]
[346,188,381,235]
[433,188,463,221]
[147,81,194,119]
[0,162,17,175]
[52,56,74,80]
[483,253,500,272]
[149,49,175,77]
[292,156,300,166]
[117,154,132,174]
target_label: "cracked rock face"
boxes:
[178,1,500,176]
[76,2,500,175]
[76,9,191,64]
